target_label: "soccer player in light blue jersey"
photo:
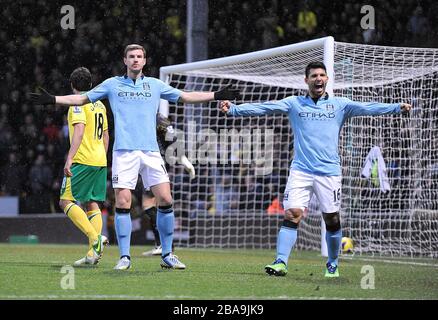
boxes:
[30,44,239,271]
[220,61,411,278]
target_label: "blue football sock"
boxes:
[115,210,132,258]
[157,206,174,257]
[276,226,298,265]
[326,229,342,266]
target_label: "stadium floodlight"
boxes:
[159,36,438,258]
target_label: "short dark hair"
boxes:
[305,62,327,77]
[124,44,146,58]
[70,67,92,91]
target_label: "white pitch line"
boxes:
[341,256,438,267]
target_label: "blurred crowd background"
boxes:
[0,0,437,214]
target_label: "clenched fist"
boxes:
[219,100,232,113]
[400,103,412,114]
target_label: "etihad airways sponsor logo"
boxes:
[298,111,336,119]
[117,91,152,97]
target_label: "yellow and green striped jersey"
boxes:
[68,100,108,167]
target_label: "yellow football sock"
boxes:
[64,203,98,248]
[86,209,103,257]
[87,209,102,234]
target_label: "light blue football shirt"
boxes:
[228,95,401,176]
[86,75,181,151]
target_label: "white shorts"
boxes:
[112,150,169,190]
[283,169,342,213]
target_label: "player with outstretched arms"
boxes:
[30,44,239,270]
[219,61,411,277]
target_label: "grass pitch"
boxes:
[0,244,437,300]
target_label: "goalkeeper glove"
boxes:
[214,85,240,100]
[29,87,56,105]
[180,155,196,180]
[156,113,171,134]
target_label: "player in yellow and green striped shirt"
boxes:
[59,67,109,266]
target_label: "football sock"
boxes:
[156,205,174,256]
[326,229,342,266]
[276,220,298,265]
[144,207,161,246]
[64,203,98,247]
[87,209,102,233]
[115,208,132,258]
[86,209,103,257]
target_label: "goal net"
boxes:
[160,37,438,258]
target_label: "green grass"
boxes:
[0,244,437,300]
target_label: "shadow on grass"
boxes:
[100,269,163,276]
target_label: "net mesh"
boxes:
[163,40,438,258]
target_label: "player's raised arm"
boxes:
[56,94,90,106]
[219,98,291,117]
[179,85,240,103]
[29,87,90,106]
[343,98,412,118]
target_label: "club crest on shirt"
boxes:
[325,104,335,111]
[72,106,82,114]
[143,82,151,92]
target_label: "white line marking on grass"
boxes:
[342,257,438,267]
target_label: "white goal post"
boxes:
[159,36,438,259]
